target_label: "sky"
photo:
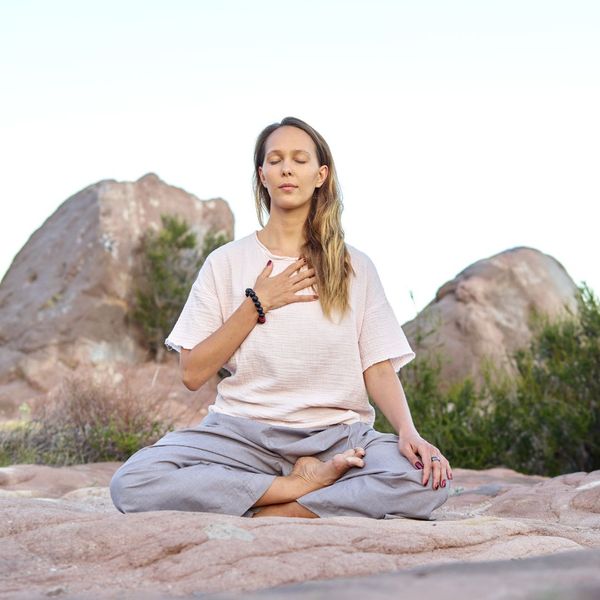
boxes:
[1,0,599,324]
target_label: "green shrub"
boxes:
[130,214,230,361]
[0,369,179,466]
[373,282,600,477]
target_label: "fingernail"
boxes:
[441,480,446,487]
[449,474,453,480]
[415,461,424,469]
[267,260,272,266]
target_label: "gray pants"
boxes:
[110,411,451,520]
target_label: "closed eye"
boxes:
[268,160,307,165]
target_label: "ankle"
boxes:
[287,472,323,495]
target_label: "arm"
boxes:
[180,296,262,391]
[364,358,453,488]
[363,359,417,435]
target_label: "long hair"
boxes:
[252,116,355,323]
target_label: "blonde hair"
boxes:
[252,116,355,323]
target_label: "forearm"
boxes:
[182,297,264,390]
[363,360,417,435]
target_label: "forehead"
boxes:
[264,126,316,155]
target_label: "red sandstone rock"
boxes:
[0,463,598,598]
[0,173,233,419]
[403,247,580,391]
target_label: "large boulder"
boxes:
[402,247,580,391]
[0,173,233,418]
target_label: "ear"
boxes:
[258,165,267,187]
[316,165,329,188]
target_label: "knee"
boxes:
[408,479,451,520]
[109,467,130,513]
[109,466,152,514]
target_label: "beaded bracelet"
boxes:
[245,288,266,324]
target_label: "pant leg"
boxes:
[295,423,452,520]
[109,413,279,517]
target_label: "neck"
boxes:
[259,219,306,256]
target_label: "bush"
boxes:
[130,214,230,361]
[372,282,600,477]
[0,369,179,466]
[485,282,600,475]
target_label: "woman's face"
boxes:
[258,125,328,210]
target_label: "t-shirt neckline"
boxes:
[253,230,300,260]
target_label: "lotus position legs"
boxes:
[251,447,366,518]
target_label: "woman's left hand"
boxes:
[397,428,452,490]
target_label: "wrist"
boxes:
[245,288,267,323]
[398,423,419,436]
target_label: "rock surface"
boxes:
[402,246,581,391]
[0,173,233,418]
[1,462,599,599]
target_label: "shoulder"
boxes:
[345,242,376,278]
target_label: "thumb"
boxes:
[399,443,421,468]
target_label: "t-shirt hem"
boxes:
[164,338,197,353]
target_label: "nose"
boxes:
[281,159,293,175]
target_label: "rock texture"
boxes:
[0,173,233,418]
[402,247,580,391]
[204,549,600,600]
[1,462,599,599]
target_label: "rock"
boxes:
[403,247,580,391]
[0,462,119,497]
[0,173,233,418]
[1,462,599,598]
[202,548,600,600]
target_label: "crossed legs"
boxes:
[251,447,366,518]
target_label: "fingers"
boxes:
[283,257,307,273]
[261,260,274,274]
[419,445,433,487]
[418,445,450,490]
[402,447,421,468]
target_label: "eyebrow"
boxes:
[266,149,311,157]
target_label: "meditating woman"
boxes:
[110,116,452,519]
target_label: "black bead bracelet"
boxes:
[245,288,266,324]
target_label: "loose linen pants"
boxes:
[110,411,451,520]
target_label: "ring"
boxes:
[431,456,440,462]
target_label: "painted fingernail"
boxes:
[267,260,272,266]
[415,461,424,469]
[441,480,446,487]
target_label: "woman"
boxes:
[110,116,453,520]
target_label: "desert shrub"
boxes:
[130,215,230,361]
[0,369,179,466]
[372,282,600,477]
[484,282,600,475]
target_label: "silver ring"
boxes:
[431,456,441,462]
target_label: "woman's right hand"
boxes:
[253,258,319,312]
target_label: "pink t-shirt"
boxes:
[165,230,415,428]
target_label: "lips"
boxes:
[279,184,297,189]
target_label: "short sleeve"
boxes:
[164,254,224,353]
[358,256,416,373]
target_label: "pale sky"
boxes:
[1,0,598,324]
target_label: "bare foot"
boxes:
[290,447,366,492]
